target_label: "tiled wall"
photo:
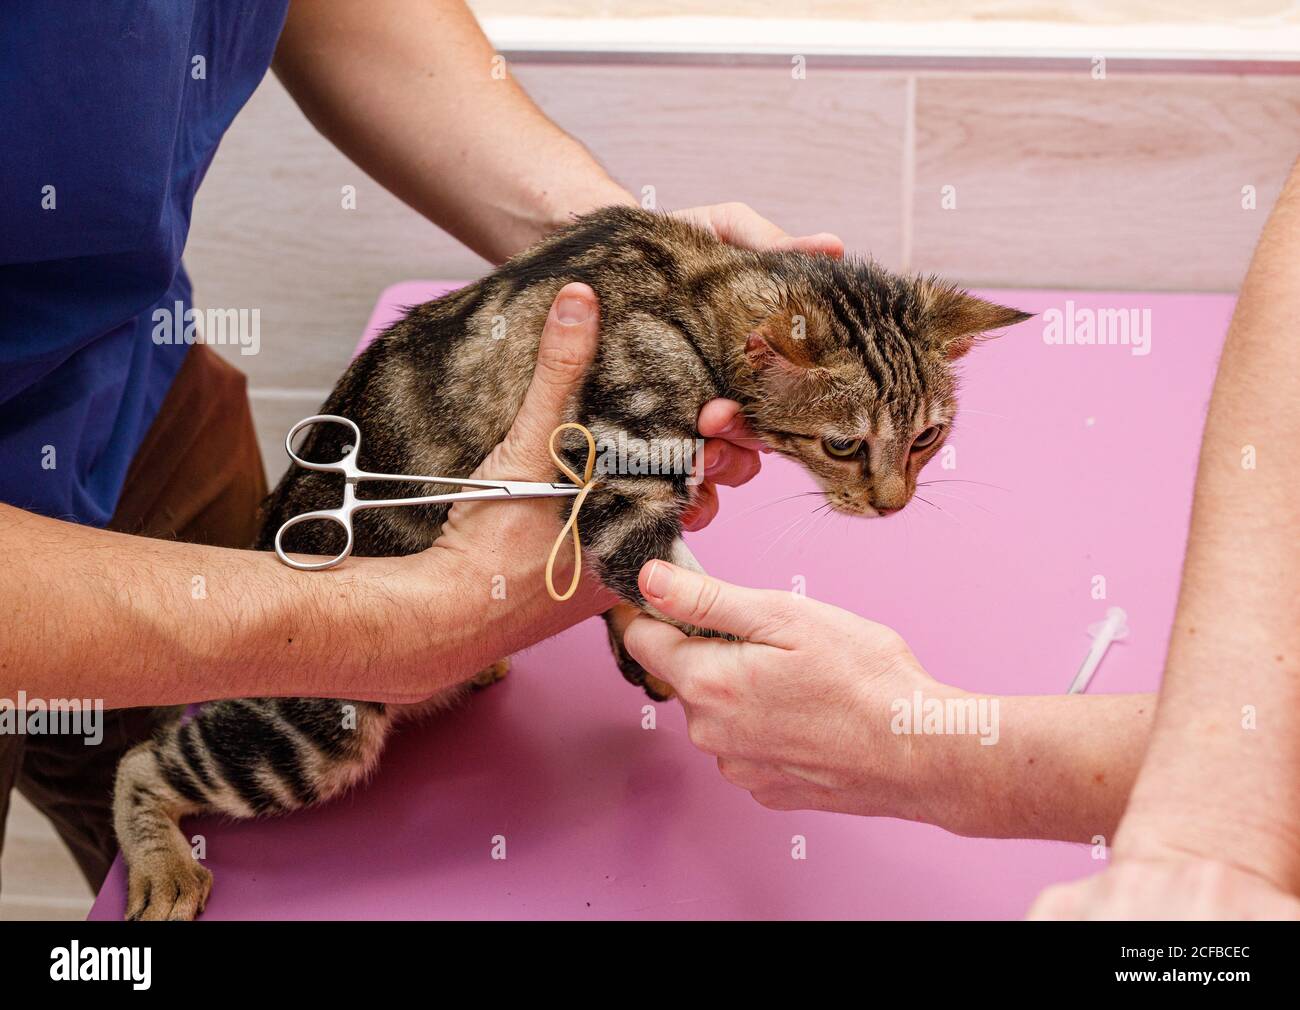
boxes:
[181,63,1300,482]
[911,73,1300,290]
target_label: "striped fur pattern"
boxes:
[113,207,1026,918]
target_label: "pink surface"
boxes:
[92,283,1230,920]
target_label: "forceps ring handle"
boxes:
[285,414,363,475]
[274,509,354,572]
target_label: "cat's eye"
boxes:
[911,426,942,451]
[822,436,863,458]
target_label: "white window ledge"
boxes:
[482,16,1300,69]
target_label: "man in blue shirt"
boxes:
[0,1,839,900]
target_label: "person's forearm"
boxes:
[913,687,1155,843]
[1114,161,1300,889]
[273,0,634,264]
[0,504,465,708]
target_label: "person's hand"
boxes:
[428,285,766,674]
[1029,856,1300,920]
[431,283,616,668]
[673,202,844,259]
[683,400,766,530]
[622,560,944,817]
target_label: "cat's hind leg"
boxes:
[469,657,511,690]
[113,741,212,921]
[113,697,394,920]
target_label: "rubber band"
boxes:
[544,422,599,602]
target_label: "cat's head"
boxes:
[734,257,1029,517]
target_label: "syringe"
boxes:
[1067,606,1130,694]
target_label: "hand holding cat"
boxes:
[623,559,942,819]
[430,285,771,668]
[672,202,845,260]
[686,400,764,530]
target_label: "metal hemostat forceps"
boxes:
[273,414,583,573]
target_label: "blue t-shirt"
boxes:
[0,1,289,526]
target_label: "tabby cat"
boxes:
[113,206,1027,919]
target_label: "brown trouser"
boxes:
[0,345,268,893]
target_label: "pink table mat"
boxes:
[91,283,1230,919]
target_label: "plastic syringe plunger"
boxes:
[1067,606,1130,694]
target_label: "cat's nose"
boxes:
[868,474,908,516]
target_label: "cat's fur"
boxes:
[112,206,1027,919]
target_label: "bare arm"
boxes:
[1,287,613,709]
[1111,163,1300,887]
[1029,162,1300,919]
[270,2,847,266]
[927,690,1154,842]
[0,503,435,707]
[272,0,633,264]
[622,564,1154,842]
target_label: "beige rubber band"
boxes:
[544,422,598,602]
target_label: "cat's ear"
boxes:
[744,306,823,375]
[921,283,1031,360]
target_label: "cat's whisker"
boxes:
[769,499,835,558]
[957,408,1012,420]
[916,487,997,515]
[743,488,821,543]
[808,503,840,547]
[917,478,1009,492]
[754,500,823,540]
[716,489,829,528]
[912,494,962,527]
[792,502,834,551]
[757,506,821,560]
[788,504,832,551]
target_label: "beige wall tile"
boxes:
[0,898,93,922]
[1,793,92,919]
[3,790,63,843]
[189,77,491,395]
[911,72,1300,290]
[512,64,907,265]
[250,392,331,489]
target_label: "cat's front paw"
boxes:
[125,850,212,922]
[635,626,741,700]
[641,673,676,702]
[610,638,676,701]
